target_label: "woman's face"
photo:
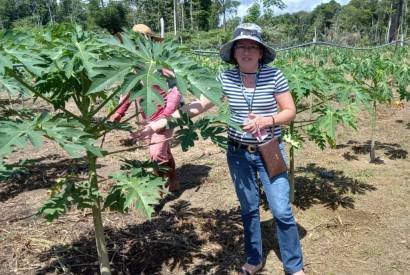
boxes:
[233,39,263,71]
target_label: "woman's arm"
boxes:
[272,91,296,125]
[132,94,215,139]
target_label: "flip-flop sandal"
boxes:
[240,263,262,275]
[240,266,252,275]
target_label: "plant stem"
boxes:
[9,69,84,122]
[87,153,111,275]
[288,121,295,203]
[370,101,377,162]
[105,137,173,156]
[296,94,336,114]
[92,205,111,275]
[91,86,123,118]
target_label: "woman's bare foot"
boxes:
[292,269,305,275]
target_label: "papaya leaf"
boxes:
[174,128,199,152]
[129,64,168,117]
[108,172,164,218]
[0,75,31,97]
[39,179,100,222]
[315,108,338,139]
[4,48,47,77]
[0,55,13,75]
[0,118,44,156]
[87,65,130,94]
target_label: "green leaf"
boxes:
[39,179,99,221]
[5,48,47,77]
[131,64,168,116]
[87,66,130,94]
[315,109,338,139]
[0,119,44,156]
[0,55,13,75]
[107,168,165,218]
[0,75,31,97]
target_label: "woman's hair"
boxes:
[230,40,265,66]
[230,41,238,65]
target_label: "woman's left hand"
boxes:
[242,114,273,134]
[131,124,154,141]
[131,117,168,141]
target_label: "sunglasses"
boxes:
[235,44,260,52]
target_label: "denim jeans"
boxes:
[227,142,304,274]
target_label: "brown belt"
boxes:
[228,137,282,153]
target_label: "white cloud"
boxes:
[237,4,250,18]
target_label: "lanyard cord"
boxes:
[238,66,261,113]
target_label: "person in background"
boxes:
[133,23,305,275]
[111,24,183,192]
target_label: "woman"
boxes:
[112,24,182,192]
[134,23,304,275]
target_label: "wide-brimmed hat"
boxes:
[220,23,275,64]
[132,24,163,42]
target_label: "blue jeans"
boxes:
[227,142,304,274]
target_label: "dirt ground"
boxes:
[0,97,409,275]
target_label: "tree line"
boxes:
[0,0,409,45]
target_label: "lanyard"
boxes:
[238,68,260,113]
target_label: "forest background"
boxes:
[1,0,409,49]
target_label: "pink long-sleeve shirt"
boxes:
[114,69,182,122]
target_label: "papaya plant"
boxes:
[349,52,397,163]
[0,24,224,274]
[279,59,359,202]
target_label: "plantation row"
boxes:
[0,25,409,274]
[194,45,410,165]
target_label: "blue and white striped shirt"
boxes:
[217,64,289,144]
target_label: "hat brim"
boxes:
[149,34,164,42]
[220,35,276,64]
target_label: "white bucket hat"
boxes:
[219,23,276,64]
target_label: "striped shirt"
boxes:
[217,64,289,144]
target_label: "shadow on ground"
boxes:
[0,155,96,202]
[293,163,377,210]
[336,140,408,161]
[154,164,212,213]
[35,200,306,275]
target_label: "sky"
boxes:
[236,0,351,18]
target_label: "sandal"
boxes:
[239,263,262,275]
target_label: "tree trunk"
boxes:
[375,13,380,44]
[190,0,194,30]
[47,0,54,24]
[88,153,111,275]
[370,101,377,163]
[173,0,177,35]
[401,0,407,43]
[181,1,185,31]
[223,7,226,30]
[386,3,393,43]
[388,0,404,42]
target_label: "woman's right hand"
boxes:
[110,113,122,122]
